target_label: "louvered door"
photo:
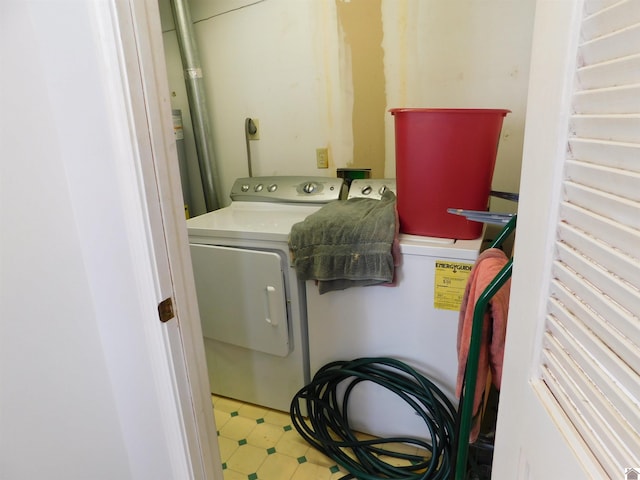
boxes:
[540,0,640,476]
[493,0,640,477]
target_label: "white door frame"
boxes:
[100,0,223,477]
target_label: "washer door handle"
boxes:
[264,285,278,326]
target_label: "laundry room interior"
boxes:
[4,0,637,478]
[159,0,534,479]
[158,0,533,220]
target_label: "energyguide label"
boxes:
[434,260,473,311]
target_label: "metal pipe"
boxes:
[170,0,221,211]
[244,117,256,177]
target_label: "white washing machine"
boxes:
[187,176,345,412]
[306,178,483,439]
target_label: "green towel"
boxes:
[288,191,397,294]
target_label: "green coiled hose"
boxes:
[290,357,457,480]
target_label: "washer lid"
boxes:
[187,202,323,241]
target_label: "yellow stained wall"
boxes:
[336,0,386,178]
[160,0,535,212]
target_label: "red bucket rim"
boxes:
[389,108,511,116]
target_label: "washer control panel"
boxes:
[230,176,346,203]
[347,179,397,200]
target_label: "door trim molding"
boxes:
[99,0,223,477]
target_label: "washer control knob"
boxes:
[254,183,264,192]
[303,182,317,194]
[361,185,372,195]
[241,184,250,192]
[378,185,388,195]
[267,184,277,192]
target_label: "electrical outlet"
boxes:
[316,147,329,169]
[248,119,260,140]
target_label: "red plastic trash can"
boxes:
[390,108,510,239]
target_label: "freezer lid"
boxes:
[399,233,483,260]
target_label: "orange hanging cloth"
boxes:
[456,248,511,442]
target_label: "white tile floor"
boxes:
[212,395,345,480]
[212,395,429,480]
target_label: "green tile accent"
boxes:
[248,473,258,480]
[297,456,307,464]
[256,418,265,424]
[330,465,340,473]
[238,439,247,446]
[283,425,292,432]
[230,411,239,417]
[267,447,276,455]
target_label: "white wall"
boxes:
[0,2,189,478]
[159,0,535,212]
